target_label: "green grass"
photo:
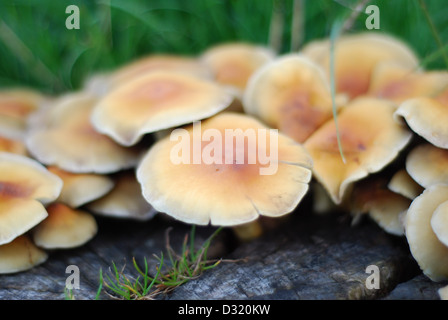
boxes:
[0,0,447,94]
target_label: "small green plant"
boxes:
[98,226,223,300]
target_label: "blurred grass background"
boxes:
[0,0,447,94]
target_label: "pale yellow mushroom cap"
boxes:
[405,184,448,281]
[431,200,448,247]
[32,203,98,249]
[136,112,313,226]
[304,97,412,204]
[200,42,275,97]
[0,152,63,245]
[0,235,48,274]
[388,169,423,200]
[91,71,234,146]
[87,171,156,221]
[243,54,333,143]
[395,87,448,149]
[47,166,114,208]
[25,92,142,174]
[302,32,419,99]
[406,144,448,188]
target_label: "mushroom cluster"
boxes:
[1,31,447,297]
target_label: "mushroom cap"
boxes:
[394,88,448,149]
[243,54,333,143]
[25,92,141,173]
[0,152,63,245]
[0,135,27,156]
[87,171,156,221]
[91,71,234,146]
[0,89,46,140]
[388,169,423,200]
[200,42,275,97]
[136,112,313,226]
[84,54,212,96]
[302,32,419,99]
[350,177,410,236]
[304,97,412,204]
[32,203,98,249]
[0,235,48,274]
[405,184,448,281]
[406,143,448,188]
[367,62,448,104]
[431,200,448,247]
[439,285,448,300]
[47,166,114,208]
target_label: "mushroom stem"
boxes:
[231,220,264,242]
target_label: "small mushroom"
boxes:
[394,87,448,149]
[87,171,156,221]
[200,42,275,98]
[0,152,62,245]
[136,112,312,226]
[32,203,97,249]
[25,92,141,174]
[406,143,448,188]
[304,97,412,204]
[302,32,419,99]
[0,89,47,140]
[367,61,448,104]
[47,166,114,208]
[0,235,48,274]
[85,54,212,96]
[243,54,334,143]
[405,184,448,281]
[91,71,234,146]
[388,169,423,200]
[431,200,448,247]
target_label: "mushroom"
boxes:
[84,54,212,96]
[87,171,156,221]
[304,97,413,205]
[243,54,334,143]
[25,92,142,174]
[47,166,114,208]
[0,235,48,274]
[302,32,419,99]
[394,87,448,149]
[0,152,62,245]
[439,285,448,300]
[136,112,313,226]
[405,143,448,188]
[91,70,234,146]
[32,203,97,249]
[388,169,423,200]
[367,61,448,104]
[0,135,27,156]
[349,177,411,236]
[0,88,48,140]
[405,184,448,281]
[200,42,275,98]
[431,200,448,247]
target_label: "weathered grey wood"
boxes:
[383,274,448,300]
[0,210,441,300]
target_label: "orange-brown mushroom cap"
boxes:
[405,184,448,281]
[87,171,156,221]
[91,71,234,146]
[47,166,114,208]
[200,42,275,97]
[32,203,97,249]
[302,32,419,99]
[0,235,48,274]
[406,143,448,188]
[0,152,63,245]
[25,92,142,173]
[394,87,448,149]
[136,112,313,226]
[304,97,412,204]
[243,54,333,143]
